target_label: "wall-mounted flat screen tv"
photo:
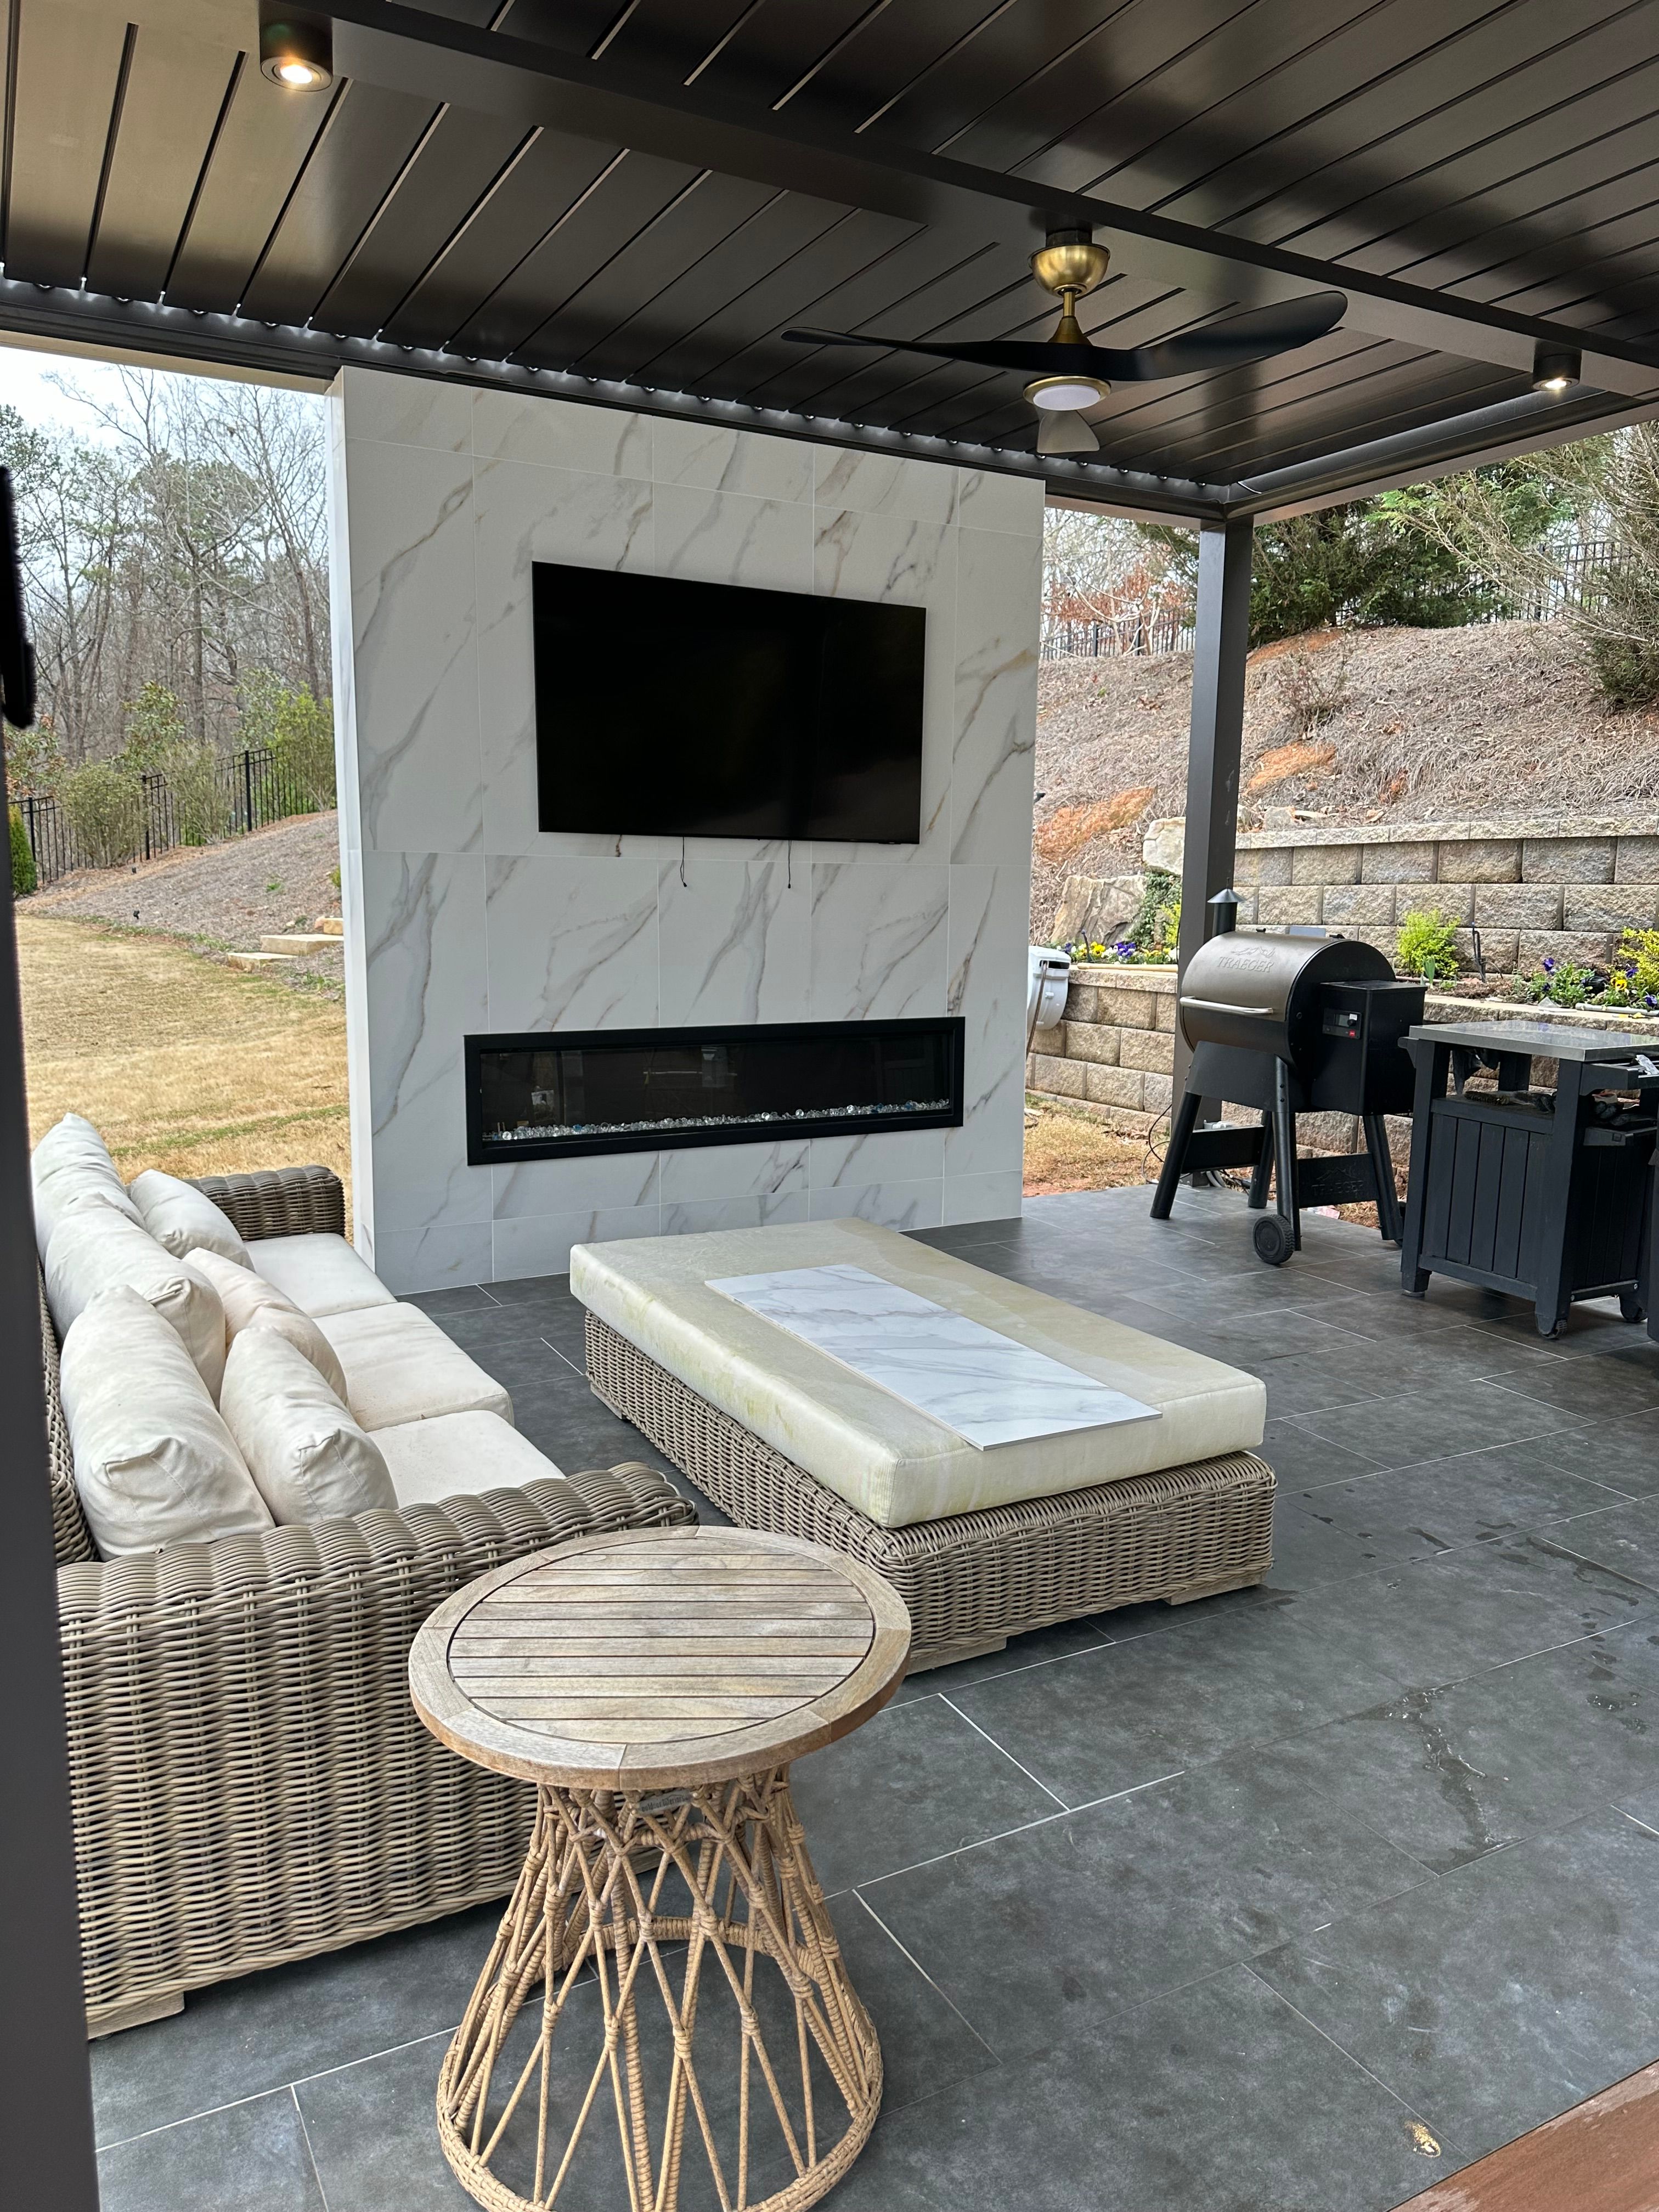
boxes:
[532,562,927,843]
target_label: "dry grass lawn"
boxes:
[1024,1099,1153,1197]
[18,915,350,1210]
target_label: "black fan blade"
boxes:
[782,291,1346,386]
[0,469,34,733]
[1106,291,1348,382]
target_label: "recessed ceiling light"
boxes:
[258,5,332,88]
[1532,341,1581,394]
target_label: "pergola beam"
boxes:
[329,0,1659,397]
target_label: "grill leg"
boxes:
[1272,1060,1300,1250]
[1246,1112,1274,1211]
[1363,1113,1402,1244]
[1150,1088,1203,1220]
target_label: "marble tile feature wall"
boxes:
[329,369,1042,1291]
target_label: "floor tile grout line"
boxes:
[848,1892,997,2059]
[1240,1961,1457,2150]
[856,1769,1187,1893]
[937,1695,1070,1809]
[291,2083,331,2212]
[96,2081,308,2156]
[290,2022,461,2092]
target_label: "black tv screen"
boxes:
[532,563,926,843]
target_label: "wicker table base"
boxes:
[585,1312,1276,1669]
[437,1771,881,2212]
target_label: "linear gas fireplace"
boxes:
[466,1018,965,1165]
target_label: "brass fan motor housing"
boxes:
[1031,229,1111,298]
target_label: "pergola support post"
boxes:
[1173,514,1255,1104]
[0,755,100,2207]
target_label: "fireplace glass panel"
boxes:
[467,1020,963,1163]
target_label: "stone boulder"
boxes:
[1052,872,1145,948]
[1141,819,1184,874]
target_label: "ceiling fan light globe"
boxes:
[1025,374,1111,411]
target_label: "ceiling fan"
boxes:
[783,228,1348,456]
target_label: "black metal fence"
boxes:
[14,746,318,889]
[1040,612,1197,660]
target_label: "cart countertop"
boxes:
[1407,1020,1659,1063]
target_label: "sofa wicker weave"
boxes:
[586,1313,1276,1671]
[42,1164,695,2036]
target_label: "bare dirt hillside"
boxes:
[1032,621,1659,939]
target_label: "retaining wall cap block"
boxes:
[1439,840,1520,884]
[1472,883,1565,929]
[1237,813,1658,850]
[1291,844,1363,885]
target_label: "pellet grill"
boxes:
[1152,900,1424,1265]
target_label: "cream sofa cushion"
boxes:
[250,1232,397,1318]
[571,1218,1267,1530]
[130,1169,250,1265]
[317,1304,514,1432]
[375,1410,565,1509]
[31,1111,142,1261]
[219,1328,396,1526]
[46,1199,227,1398]
[186,1247,349,1401]
[60,1287,273,1558]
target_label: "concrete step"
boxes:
[228,951,295,971]
[259,933,341,953]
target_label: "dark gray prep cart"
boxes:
[1399,1020,1659,1337]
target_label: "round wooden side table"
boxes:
[409,1526,911,2212]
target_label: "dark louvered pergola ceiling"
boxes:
[5,0,1659,519]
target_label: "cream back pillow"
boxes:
[45,1199,227,1398]
[60,1287,272,1559]
[31,1111,142,1261]
[186,1246,349,1401]
[130,1170,250,1266]
[219,1328,396,1526]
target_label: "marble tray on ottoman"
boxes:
[573,1221,1275,1670]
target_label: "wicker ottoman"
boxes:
[586,1312,1273,1672]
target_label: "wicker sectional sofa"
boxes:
[41,1163,694,2036]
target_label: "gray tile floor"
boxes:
[91,1186,1659,2211]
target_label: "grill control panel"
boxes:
[1322,1003,1363,1041]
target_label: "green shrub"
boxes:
[9,803,35,896]
[1519,958,1599,1008]
[1604,927,1659,1007]
[61,759,144,869]
[1127,867,1181,953]
[241,670,336,812]
[166,741,230,847]
[1395,907,1460,981]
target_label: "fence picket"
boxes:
[15,747,314,889]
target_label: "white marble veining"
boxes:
[330,372,1041,1291]
[710,1263,1161,1448]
